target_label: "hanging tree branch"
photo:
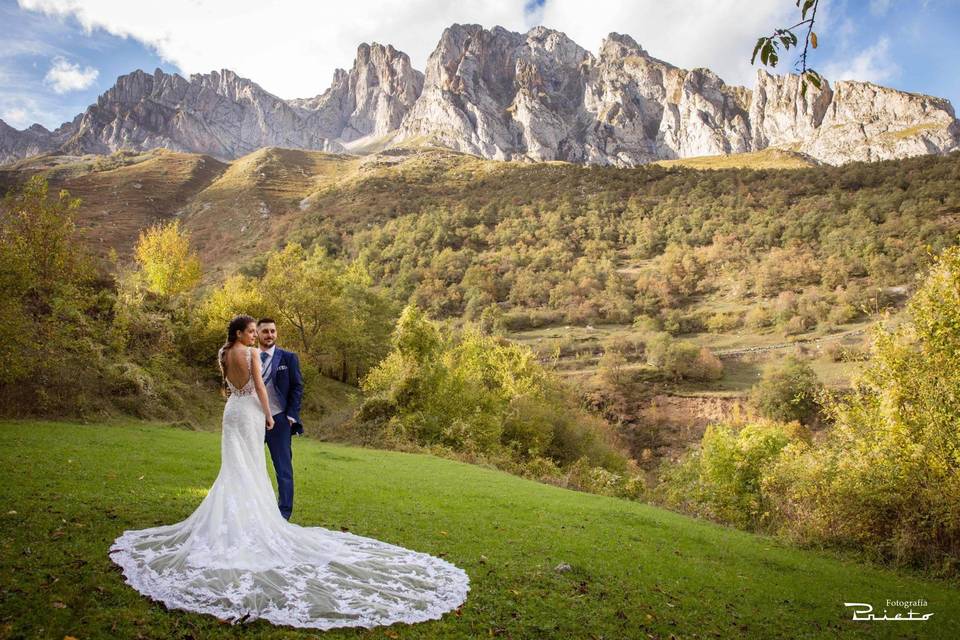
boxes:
[751,0,823,98]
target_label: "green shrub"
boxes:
[361,304,632,473]
[749,356,822,424]
[657,420,808,529]
[744,305,773,328]
[646,333,722,381]
[597,349,629,387]
[706,311,743,333]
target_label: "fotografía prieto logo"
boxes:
[844,600,933,622]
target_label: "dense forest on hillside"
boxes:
[275,151,960,335]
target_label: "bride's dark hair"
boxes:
[219,314,256,396]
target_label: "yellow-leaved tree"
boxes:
[764,239,960,573]
[133,219,201,296]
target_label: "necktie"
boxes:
[260,351,269,369]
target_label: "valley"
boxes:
[2,145,952,471]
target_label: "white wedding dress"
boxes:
[109,347,469,630]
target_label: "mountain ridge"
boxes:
[1,23,957,166]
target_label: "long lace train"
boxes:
[108,387,469,630]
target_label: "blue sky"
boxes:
[2,0,958,131]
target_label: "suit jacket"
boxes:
[264,347,305,436]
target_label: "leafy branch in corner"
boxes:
[751,0,824,98]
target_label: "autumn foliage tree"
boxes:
[0,176,99,413]
[133,219,201,297]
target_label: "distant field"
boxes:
[507,310,885,391]
[653,148,819,170]
[1,421,957,638]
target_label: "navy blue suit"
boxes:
[262,347,304,520]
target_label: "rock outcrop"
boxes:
[394,24,958,166]
[0,121,58,165]
[1,24,957,166]
[290,43,423,147]
[59,68,344,159]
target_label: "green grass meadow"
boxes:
[0,421,957,639]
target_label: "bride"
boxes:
[109,315,470,630]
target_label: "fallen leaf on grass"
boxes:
[40,575,60,588]
[51,601,67,609]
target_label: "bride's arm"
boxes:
[251,348,275,430]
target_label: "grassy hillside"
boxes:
[0,420,956,639]
[652,148,819,169]
[182,147,362,280]
[0,149,227,261]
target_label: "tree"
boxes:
[259,244,394,384]
[328,260,395,383]
[598,349,629,388]
[260,243,344,368]
[750,356,822,424]
[0,176,98,412]
[751,0,823,97]
[133,219,201,296]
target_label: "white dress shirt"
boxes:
[260,345,293,423]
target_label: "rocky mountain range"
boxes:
[2,23,958,166]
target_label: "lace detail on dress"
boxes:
[108,352,469,630]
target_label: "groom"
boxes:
[257,318,304,521]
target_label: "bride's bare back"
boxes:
[218,340,273,430]
[221,345,254,392]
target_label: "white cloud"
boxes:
[537,0,797,87]
[18,0,802,98]
[0,92,74,129]
[1,106,30,127]
[822,36,900,84]
[43,55,98,92]
[18,0,537,99]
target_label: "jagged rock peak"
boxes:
[598,32,647,58]
[288,41,424,144]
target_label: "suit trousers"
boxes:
[264,411,294,520]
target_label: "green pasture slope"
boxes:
[0,421,956,639]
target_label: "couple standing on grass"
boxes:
[108,314,469,631]
[237,317,303,521]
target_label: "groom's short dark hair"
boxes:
[257,317,276,326]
